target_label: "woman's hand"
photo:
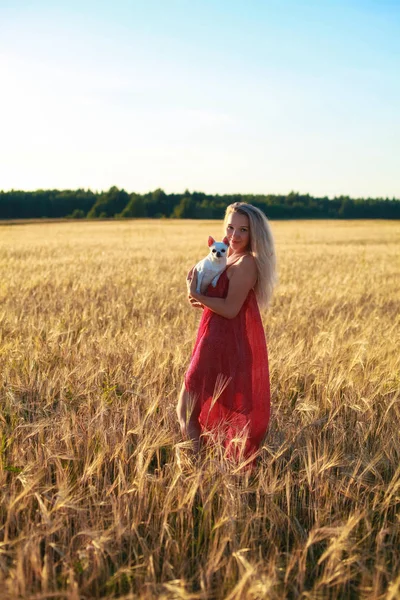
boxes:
[186,268,198,297]
[189,296,204,309]
[186,269,203,309]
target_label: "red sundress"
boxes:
[184,266,270,459]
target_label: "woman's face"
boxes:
[226,211,250,254]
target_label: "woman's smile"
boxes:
[226,212,250,255]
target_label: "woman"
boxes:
[177,202,277,460]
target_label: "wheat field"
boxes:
[0,219,399,600]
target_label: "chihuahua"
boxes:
[194,236,230,294]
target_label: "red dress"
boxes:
[184,266,270,459]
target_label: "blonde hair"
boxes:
[223,202,277,308]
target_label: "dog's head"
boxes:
[208,236,229,260]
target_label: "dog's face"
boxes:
[208,236,229,261]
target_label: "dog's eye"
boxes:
[212,249,216,253]
[221,249,226,253]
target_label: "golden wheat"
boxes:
[0,219,399,599]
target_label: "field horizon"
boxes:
[0,219,399,599]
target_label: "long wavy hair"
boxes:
[223,202,277,308]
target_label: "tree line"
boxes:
[1,187,399,220]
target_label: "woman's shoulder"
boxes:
[230,253,256,269]
[241,254,256,267]
[227,251,255,264]
[227,254,257,280]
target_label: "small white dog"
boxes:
[194,236,230,294]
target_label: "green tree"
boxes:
[172,196,196,218]
[120,194,147,218]
[68,208,86,219]
[87,186,129,218]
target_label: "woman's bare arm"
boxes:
[187,256,257,319]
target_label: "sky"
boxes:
[0,0,399,198]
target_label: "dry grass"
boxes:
[0,219,399,599]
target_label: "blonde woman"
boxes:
[177,202,277,460]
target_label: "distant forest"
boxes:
[1,187,400,220]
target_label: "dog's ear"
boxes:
[223,236,229,246]
[208,236,215,247]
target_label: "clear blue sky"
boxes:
[1,0,399,197]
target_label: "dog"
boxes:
[194,236,229,294]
